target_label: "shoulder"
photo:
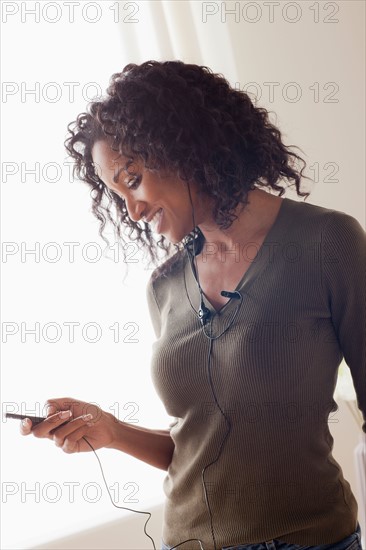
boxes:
[319,207,366,271]
[285,199,365,288]
[282,197,335,225]
[282,197,365,240]
[149,249,185,285]
[146,248,186,303]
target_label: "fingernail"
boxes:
[82,413,93,421]
[59,410,72,419]
[22,418,30,427]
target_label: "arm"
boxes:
[322,211,366,432]
[106,419,174,471]
[20,399,175,471]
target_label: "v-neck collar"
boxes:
[183,197,293,316]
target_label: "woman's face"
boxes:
[92,140,210,244]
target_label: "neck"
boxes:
[197,189,280,258]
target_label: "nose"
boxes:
[125,196,145,223]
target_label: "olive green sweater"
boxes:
[146,197,366,549]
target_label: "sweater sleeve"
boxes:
[322,211,366,433]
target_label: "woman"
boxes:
[21,61,365,550]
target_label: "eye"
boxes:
[125,175,142,190]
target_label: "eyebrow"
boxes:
[113,166,125,184]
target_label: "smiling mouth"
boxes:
[146,208,163,233]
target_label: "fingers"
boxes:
[20,418,33,436]
[19,406,95,454]
[45,398,77,417]
[44,399,101,422]
[20,408,74,437]
[52,414,94,453]
[30,410,73,439]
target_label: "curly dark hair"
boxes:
[64,60,310,268]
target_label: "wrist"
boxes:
[104,414,127,450]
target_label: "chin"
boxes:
[160,223,194,245]
[165,235,181,245]
[163,230,187,246]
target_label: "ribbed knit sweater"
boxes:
[146,197,366,550]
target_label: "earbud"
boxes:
[221,290,241,299]
[198,302,211,326]
[197,292,241,327]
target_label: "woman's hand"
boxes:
[19,397,118,454]
[20,397,175,470]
